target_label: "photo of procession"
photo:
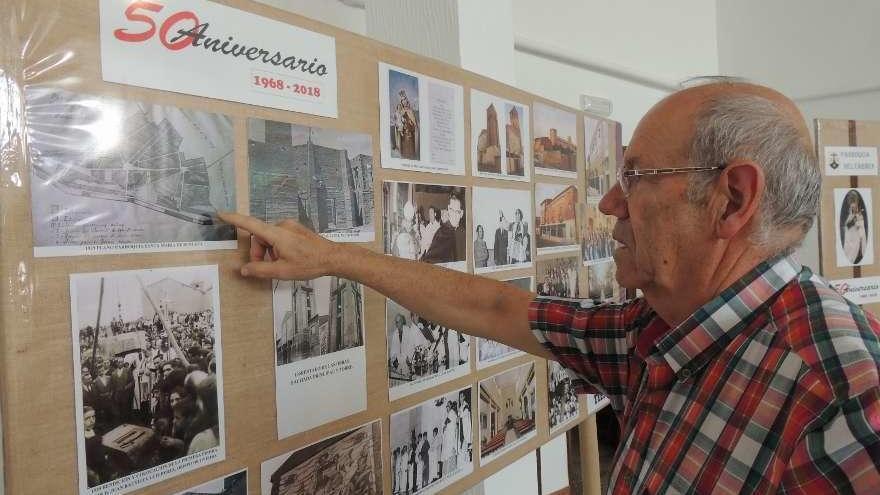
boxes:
[472,187,532,273]
[548,361,580,432]
[70,265,224,493]
[383,181,468,271]
[391,387,474,495]
[584,116,612,200]
[386,299,470,400]
[389,69,421,160]
[262,421,383,495]
[536,256,581,299]
[248,119,375,242]
[535,183,579,253]
[479,362,537,465]
[533,103,578,177]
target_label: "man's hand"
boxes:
[218,212,345,281]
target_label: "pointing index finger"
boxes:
[217,212,282,245]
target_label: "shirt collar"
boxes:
[651,254,802,376]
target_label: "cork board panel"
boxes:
[816,118,880,314]
[0,0,618,493]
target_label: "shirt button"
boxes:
[679,367,692,381]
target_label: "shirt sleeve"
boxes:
[781,387,880,493]
[529,296,651,411]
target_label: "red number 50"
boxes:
[113,1,200,51]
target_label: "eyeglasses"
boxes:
[617,164,726,197]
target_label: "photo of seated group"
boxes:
[479,362,537,465]
[70,265,224,495]
[383,181,468,271]
[391,387,474,495]
[386,299,471,400]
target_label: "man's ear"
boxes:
[713,160,764,239]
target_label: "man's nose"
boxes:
[599,183,629,219]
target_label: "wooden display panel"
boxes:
[816,119,880,314]
[0,0,620,493]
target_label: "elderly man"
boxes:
[221,81,880,493]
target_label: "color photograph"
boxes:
[533,103,578,178]
[479,362,537,465]
[584,116,611,201]
[471,90,531,182]
[535,183,579,254]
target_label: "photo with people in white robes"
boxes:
[391,387,474,494]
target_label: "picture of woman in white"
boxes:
[841,190,869,265]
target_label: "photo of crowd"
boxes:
[387,299,470,400]
[71,266,223,492]
[536,256,581,299]
[472,187,532,273]
[383,181,468,270]
[391,387,474,494]
[548,361,580,432]
[479,363,537,464]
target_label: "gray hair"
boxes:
[686,94,819,251]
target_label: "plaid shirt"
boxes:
[531,255,880,494]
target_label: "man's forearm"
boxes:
[329,244,553,359]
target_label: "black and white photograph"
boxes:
[70,265,225,495]
[386,299,471,401]
[835,188,874,267]
[173,469,247,495]
[383,181,468,271]
[587,261,619,302]
[273,276,367,438]
[472,187,533,273]
[536,256,581,299]
[584,116,612,201]
[479,362,537,465]
[477,277,531,369]
[261,420,383,495]
[391,387,474,494]
[249,119,375,242]
[548,361,580,433]
[27,87,236,257]
[379,63,465,175]
[581,202,615,266]
[535,183,579,254]
[471,90,531,182]
[533,103,578,178]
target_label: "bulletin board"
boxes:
[0,0,620,493]
[816,119,880,314]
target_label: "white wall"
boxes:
[253,0,366,33]
[716,0,880,274]
[512,0,719,142]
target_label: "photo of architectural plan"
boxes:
[26,87,236,257]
